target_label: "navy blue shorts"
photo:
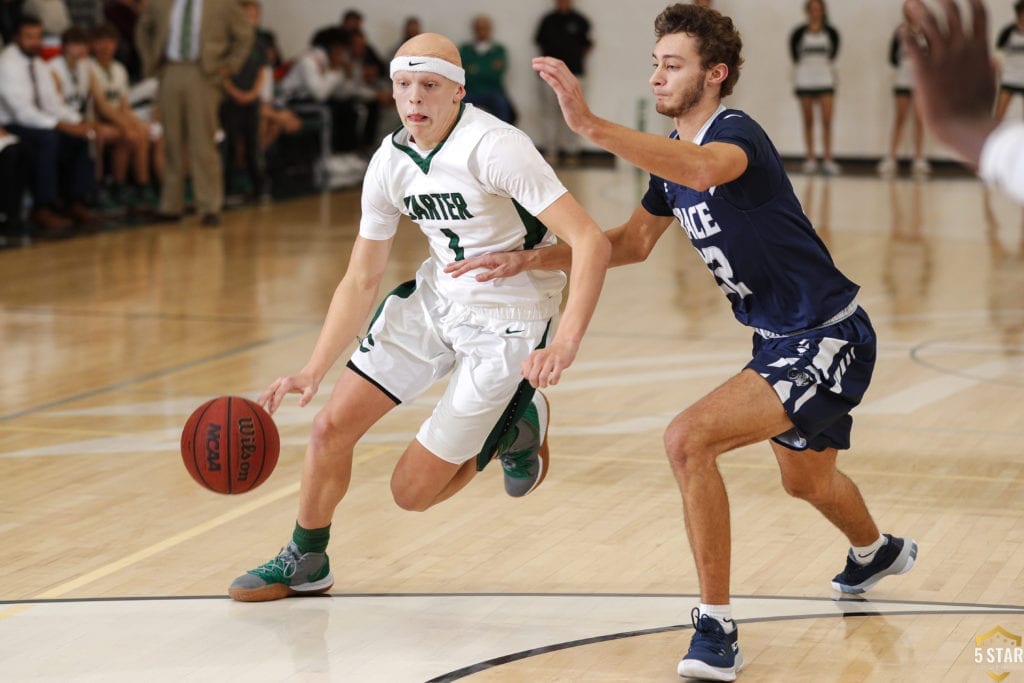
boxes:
[746,307,876,452]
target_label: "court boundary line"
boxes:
[3,592,1020,611]
[426,607,1024,681]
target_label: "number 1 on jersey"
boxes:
[441,228,464,261]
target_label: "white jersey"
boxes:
[360,103,567,318]
[999,26,1024,89]
[48,55,89,115]
[792,27,837,91]
[87,58,129,109]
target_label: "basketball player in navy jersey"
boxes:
[447,4,916,680]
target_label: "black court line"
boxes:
[5,590,1021,680]
[426,608,1024,681]
[3,591,1022,612]
[0,325,318,422]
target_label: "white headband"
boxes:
[389,55,465,85]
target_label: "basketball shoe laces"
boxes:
[251,545,300,581]
[687,608,733,660]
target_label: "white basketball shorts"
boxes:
[346,275,554,465]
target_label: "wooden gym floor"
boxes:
[1,167,1023,682]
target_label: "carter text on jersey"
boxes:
[403,192,475,221]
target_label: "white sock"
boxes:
[851,535,886,565]
[699,603,735,633]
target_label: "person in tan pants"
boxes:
[136,0,251,226]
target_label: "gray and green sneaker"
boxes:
[228,541,333,602]
[497,391,550,497]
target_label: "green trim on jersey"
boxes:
[366,279,417,331]
[512,199,549,250]
[391,103,467,174]
[358,279,417,353]
[474,321,551,472]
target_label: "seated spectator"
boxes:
[50,26,123,208]
[102,0,142,83]
[348,28,391,149]
[48,26,90,116]
[0,16,96,233]
[0,126,32,246]
[126,76,165,182]
[279,27,362,153]
[459,15,516,123]
[87,22,156,208]
[22,0,68,37]
[222,0,268,201]
[278,27,349,105]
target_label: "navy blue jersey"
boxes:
[641,107,859,335]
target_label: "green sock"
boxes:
[292,522,330,554]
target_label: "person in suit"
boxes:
[136,0,252,226]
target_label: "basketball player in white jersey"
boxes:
[903,0,1024,205]
[228,32,611,602]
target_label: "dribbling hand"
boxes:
[258,373,320,414]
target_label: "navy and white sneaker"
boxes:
[831,534,918,594]
[678,608,743,681]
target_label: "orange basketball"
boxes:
[180,396,280,494]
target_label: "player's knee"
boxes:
[663,417,709,471]
[308,409,351,456]
[390,481,431,512]
[781,473,831,504]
